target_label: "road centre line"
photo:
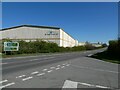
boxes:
[66,64,70,66]
[22,76,33,81]
[56,68,60,70]
[71,65,118,74]
[31,71,39,75]
[16,75,26,78]
[0,80,8,84]
[61,66,65,68]
[47,70,53,73]
[57,65,61,67]
[0,82,15,89]
[37,73,45,76]
[50,67,55,69]
[42,69,47,71]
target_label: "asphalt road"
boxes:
[0,48,119,89]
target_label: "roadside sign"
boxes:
[4,42,19,51]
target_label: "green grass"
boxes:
[91,51,120,64]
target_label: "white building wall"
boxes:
[59,29,78,47]
[2,26,61,46]
[2,26,78,47]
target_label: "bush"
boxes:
[107,40,119,59]
[2,39,104,55]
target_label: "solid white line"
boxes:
[0,63,8,65]
[31,71,39,75]
[47,70,53,73]
[37,73,45,76]
[56,68,60,70]
[88,54,93,56]
[16,75,26,78]
[0,80,8,84]
[62,80,78,88]
[50,67,55,69]
[78,82,109,88]
[0,82,15,88]
[22,76,33,81]
[42,69,47,71]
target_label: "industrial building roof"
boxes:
[1,25,61,31]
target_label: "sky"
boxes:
[2,2,118,43]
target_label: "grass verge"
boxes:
[90,51,120,64]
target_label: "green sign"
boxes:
[4,42,19,51]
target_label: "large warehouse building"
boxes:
[1,25,78,47]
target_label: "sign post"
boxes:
[4,42,19,52]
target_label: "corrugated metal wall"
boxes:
[1,26,78,47]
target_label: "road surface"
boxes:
[0,48,119,89]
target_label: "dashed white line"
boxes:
[0,80,8,84]
[0,82,15,88]
[56,68,60,70]
[31,71,39,75]
[42,69,47,71]
[16,75,26,78]
[22,76,33,81]
[66,64,70,66]
[50,67,55,69]
[61,66,65,68]
[57,65,61,67]
[47,70,53,73]
[37,73,45,76]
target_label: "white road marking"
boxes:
[62,80,78,88]
[0,63,8,65]
[0,80,8,84]
[56,68,60,70]
[42,69,47,71]
[16,75,26,78]
[31,71,39,75]
[50,67,55,69]
[66,64,70,66]
[87,54,93,56]
[61,66,65,68]
[62,80,110,89]
[57,65,61,67]
[63,64,66,65]
[22,76,33,81]
[37,73,45,76]
[0,82,15,88]
[78,82,110,88]
[47,70,53,73]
